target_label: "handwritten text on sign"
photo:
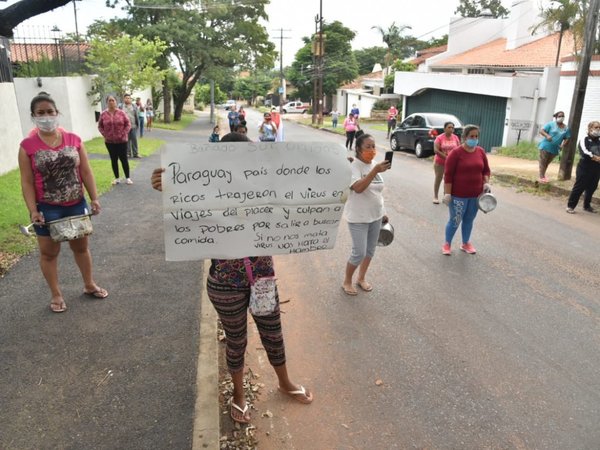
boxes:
[161,142,350,260]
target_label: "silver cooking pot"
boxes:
[478,192,497,214]
[377,222,394,247]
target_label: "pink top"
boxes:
[433,133,461,165]
[444,145,491,198]
[20,131,84,206]
[343,117,358,132]
[98,109,131,143]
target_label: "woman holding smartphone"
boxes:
[342,133,391,295]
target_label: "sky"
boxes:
[8,0,549,66]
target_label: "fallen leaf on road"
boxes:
[375,379,383,386]
[262,410,273,418]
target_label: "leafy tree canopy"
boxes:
[86,34,167,100]
[353,46,387,75]
[455,0,509,18]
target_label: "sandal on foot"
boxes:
[230,401,251,424]
[357,280,373,292]
[83,287,109,299]
[278,385,313,404]
[341,285,358,296]
[50,300,67,313]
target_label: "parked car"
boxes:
[281,101,309,114]
[223,99,236,110]
[390,113,463,158]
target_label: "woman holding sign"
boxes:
[150,132,313,425]
[342,133,391,296]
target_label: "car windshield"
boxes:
[426,114,462,127]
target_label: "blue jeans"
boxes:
[138,116,145,137]
[34,198,89,237]
[445,196,479,244]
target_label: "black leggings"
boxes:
[567,159,600,209]
[105,142,130,179]
[345,131,356,150]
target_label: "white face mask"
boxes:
[591,130,600,137]
[556,117,564,124]
[34,116,59,133]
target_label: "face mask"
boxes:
[591,130,600,137]
[33,116,59,133]
[466,138,478,147]
[556,117,564,124]
[361,150,376,163]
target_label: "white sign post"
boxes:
[160,142,350,260]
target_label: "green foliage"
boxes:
[384,60,416,91]
[86,33,168,100]
[372,99,399,111]
[195,83,227,107]
[13,54,64,77]
[426,35,448,48]
[288,21,359,100]
[496,141,539,160]
[232,70,274,104]
[353,46,387,74]
[455,0,509,18]
[532,0,587,57]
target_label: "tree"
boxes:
[287,21,359,106]
[195,83,226,107]
[232,70,274,105]
[371,22,412,73]
[0,0,71,38]
[100,0,276,121]
[86,34,167,100]
[384,60,416,92]
[532,0,586,64]
[353,47,387,75]
[455,0,509,18]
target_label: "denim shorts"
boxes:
[34,198,89,237]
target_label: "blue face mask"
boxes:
[466,138,479,147]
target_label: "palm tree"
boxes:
[531,0,582,66]
[371,22,412,75]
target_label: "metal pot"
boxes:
[478,192,497,214]
[377,222,394,247]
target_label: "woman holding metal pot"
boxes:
[342,133,391,295]
[18,92,108,313]
[441,124,491,255]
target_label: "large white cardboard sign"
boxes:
[161,142,350,260]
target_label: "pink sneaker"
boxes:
[441,242,451,255]
[460,242,477,254]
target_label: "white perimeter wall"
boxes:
[0,83,23,175]
[14,76,100,142]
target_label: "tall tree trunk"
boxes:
[162,78,171,124]
[0,0,71,38]
[555,26,564,67]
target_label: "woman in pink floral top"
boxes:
[432,121,461,204]
[150,132,313,425]
[98,95,132,185]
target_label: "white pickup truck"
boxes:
[280,101,309,114]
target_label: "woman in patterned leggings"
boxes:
[150,132,312,425]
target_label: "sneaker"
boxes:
[460,242,477,254]
[584,206,597,213]
[111,178,121,185]
[126,178,133,185]
[441,242,451,255]
[566,207,575,214]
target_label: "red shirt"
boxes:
[98,109,131,143]
[444,145,491,198]
[433,133,460,165]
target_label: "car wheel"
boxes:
[283,109,288,114]
[390,135,399,151]
[415,141,426,158]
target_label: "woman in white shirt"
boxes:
[342,134,391,295]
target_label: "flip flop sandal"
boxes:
[230,401,251,424]
[83,288,109,299]
[341,285,358,296]
[357,280,373,292]
[278,385,314,404]
[50,301,67,313]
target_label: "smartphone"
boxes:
[385,151,394,167]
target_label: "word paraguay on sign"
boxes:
[161,142,351,260]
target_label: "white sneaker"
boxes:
[111,178,121,185]
[126,178,133,185]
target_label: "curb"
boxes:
[192,262,220,449]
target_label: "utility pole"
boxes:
[559,0,600,180]
[317,0,324,125]
[312,15,319,125]
[272,28,291,113]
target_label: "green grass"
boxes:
[0,136,164,275]
[153,112,196,131]
[497,141,580,164]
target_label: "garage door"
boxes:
[406,89,506,152]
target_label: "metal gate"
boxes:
[406,89,507,151]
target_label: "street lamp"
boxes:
[51,25,63,76]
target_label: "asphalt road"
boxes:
[239,111,600,450]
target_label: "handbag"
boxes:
[243,257,278,316]
[46,214,93,242]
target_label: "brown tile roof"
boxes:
[340,70,384,89]
[10,43,89,63]
[407,45,448,66]
[434,32,576,68]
